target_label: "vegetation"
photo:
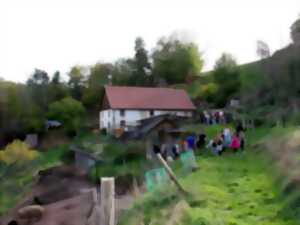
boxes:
[0,140,38,165]
[0,34,205,147]
[119,126,300,225]
[0,144,68,215]
[47,97,85,135]
[152,36,203,84]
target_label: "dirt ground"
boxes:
[0,165,137,225]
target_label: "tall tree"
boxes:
[26,69,50,111]
[152,37,203,84]
[82,63,111,107]
[49,71,69,103]
[68,66,86,100]
[131,37,152,86]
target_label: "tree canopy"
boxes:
[152,37,203,84]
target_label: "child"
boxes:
[230,133,240,152]
[223,128,232,148]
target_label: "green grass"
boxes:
[183,124,234,138]
[180,152,297,225]
[119,126,300,225]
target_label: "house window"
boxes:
[150,110,154,116]
[120,120,126,127]
[120,110,125,117]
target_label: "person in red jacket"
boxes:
[230,133,240,152]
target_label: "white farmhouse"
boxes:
[100,86,196,132]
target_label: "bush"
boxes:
[0,140,38,165]
[47,97,85,135]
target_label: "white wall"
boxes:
[100,109,193,132]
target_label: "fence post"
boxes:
[100,177,115,225]
[156,153,188,195]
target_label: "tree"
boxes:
[68,66,86,100]
[213,53,241,107]
[197,83,219,103]
[152,36,203,84]
[131,37,153,86]
[26,69,50,111]
[111,58,135,85]
[82,63,111,107]
[256,40,270,59]
[47,97,85,135]
[48,71,69,103]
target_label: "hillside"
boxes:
[118,126,300,225]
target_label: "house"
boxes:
[100,86,196,133]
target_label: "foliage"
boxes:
[196,82,219,102]
[26,69,50,111]
[68,65,86,100]
[0,143,68,215]
[152,36,203,84]
[48,71,69,102]
[82,63,110,107]
[47,97,85,135]
[213,53,241,107]
[111,58,135,85]
[88,140,147,182]
[0,140,38,165]
[130,37,153,86]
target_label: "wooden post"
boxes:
[100,177,115,225]
[156,153,188,195]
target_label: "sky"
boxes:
[0,0,299,83]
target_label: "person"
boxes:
[153,144,161,155]
[165,144,175,162]
[239,130,245,151]
[172,143,180,159]
[236,122,244,134]
[160,143,167,159]
[215,133,224,155]
[206,139,218,155]
[223,128,232,148]
[186,134,196,150]
[219,111,225,124]
[204,111,210,125]
[196,129,206,149]
[214,111,220,124]
[230,133,240,152]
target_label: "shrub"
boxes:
[0,140,38,165]
[47,97,85,135]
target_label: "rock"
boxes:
[17,205,45,221]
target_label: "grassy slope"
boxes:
[119,126,300,225]
[180,153,294,225]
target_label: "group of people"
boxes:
[152,134,201,162]
[207,124,245,156]
[151,122,246,161]
[202,110,226,125]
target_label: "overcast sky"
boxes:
[0,0,299,82]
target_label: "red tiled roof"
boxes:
[104,86,196,110]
